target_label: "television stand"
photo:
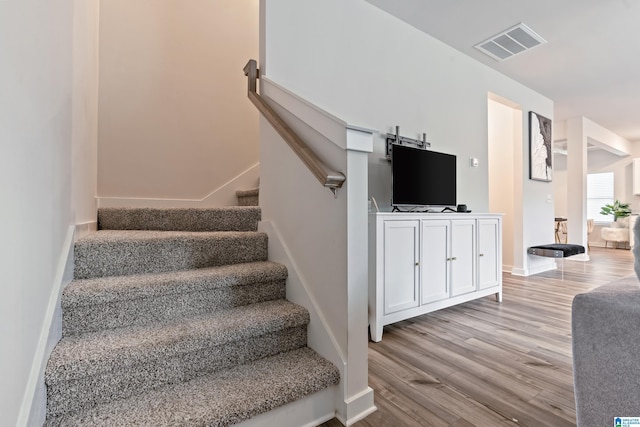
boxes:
[441,207,456,213]
[368,212,503,341]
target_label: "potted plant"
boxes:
[600,200,631,227]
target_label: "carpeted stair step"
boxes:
[98,206,261,232]
[74,230,268,279]
[44,346,340,426]
[45,300,309,418]
[46,205,340,425]
[236,187,259,206]
[62,261,287,336]
[63,262,286,335]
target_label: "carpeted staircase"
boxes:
[236,188,259,207]
[45,206,339,426]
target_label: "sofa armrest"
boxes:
[572,275,640,426]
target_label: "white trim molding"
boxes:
[18,225,75,427]
[98,163,260,208]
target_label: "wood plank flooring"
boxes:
[321,247,635,427]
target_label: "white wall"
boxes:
[488,99,516,271]
[0,0,85,425]
[73,0,100,229]
[553,154,568,217]
[264,0,554,275]
[98,0,259,202]
[256,77,375,423]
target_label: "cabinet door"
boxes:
[478,218,500,290]
[383,220,420,314]
[450,219,476,296]
[421,220,450,304]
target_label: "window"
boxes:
[587,172,614,223]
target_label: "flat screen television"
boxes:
[391,144,457,208]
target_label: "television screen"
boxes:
[392,144,457,207]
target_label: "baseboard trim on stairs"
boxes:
[258,220,377,424]
[97,162,260,208]
[234,385,337,427]
[75,221,97,240]
[18,225,75,427]
[258,220,345,364]
[335,386,377,426]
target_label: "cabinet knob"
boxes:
[451,257,457,261]
[415,262,420,266]
[479,253,485,257]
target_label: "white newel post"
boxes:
[340,126,376,423]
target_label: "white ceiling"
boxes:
[364,0,640,142]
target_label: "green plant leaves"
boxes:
[600,200,631,220]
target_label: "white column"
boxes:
[566,117,589,259]
[341,126,376,423]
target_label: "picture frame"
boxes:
[529,111,552,182]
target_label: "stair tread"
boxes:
[46,300,309,383]
[45,347,339,427]
[74,230,268,279]
[76,229,265,243]
[48,205,339,424]
[98,206,261,232]
[236,187,259,197]
[63,261,287,308]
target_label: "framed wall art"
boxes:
[529,111,552,182]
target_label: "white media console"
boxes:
[368,212,503,342]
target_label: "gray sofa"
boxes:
[572,274,640,426]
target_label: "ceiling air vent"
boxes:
[475,23,546,61]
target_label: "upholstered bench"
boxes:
[528,243,585,279]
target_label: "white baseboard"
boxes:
[98,163,259,208]
[502,264,514,273]
[258,220,345,364]
[257,220,377,426]
[512,259,557,277]
[336,387,377,426]
[510,267,527,276]
[75,221,97,239]
[234,384,375,427]
[234,386,337,427]
[18,225,75,427]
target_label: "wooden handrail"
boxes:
[243,59,346,196]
